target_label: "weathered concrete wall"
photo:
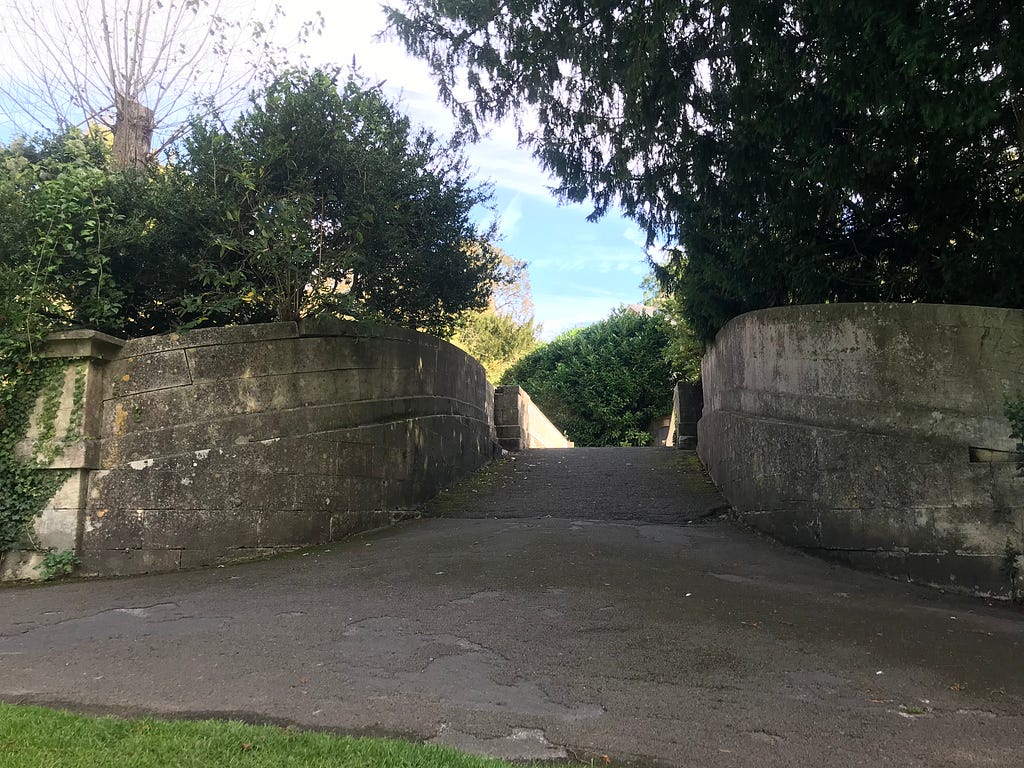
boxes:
[493,385,573,450]
[698,303,1024,597]
[3,319,499,578]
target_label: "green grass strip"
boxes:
[0,703,560,768]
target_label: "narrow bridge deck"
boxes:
[2,449,1022,766]
[430,447,726,523]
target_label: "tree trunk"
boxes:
[112,97,155,169]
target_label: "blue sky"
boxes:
[489,189,651,338]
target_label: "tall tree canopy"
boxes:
[387,1,1024,339]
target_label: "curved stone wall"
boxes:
[698,303,1024,597]
[75,318,497,575]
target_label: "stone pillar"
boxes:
[493,385,525,451]
[1,331,123,580]
[671,381,703,449]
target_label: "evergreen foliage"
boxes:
[500,310,673,446]
[179,69,498,336]
[388,1,1024,339]
[641,271,704,384]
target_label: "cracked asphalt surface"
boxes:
[2,447,1023,766]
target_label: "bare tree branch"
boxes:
[0,0,322,166]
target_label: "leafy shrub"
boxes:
[501,310,674,446]
[36,549,81,581]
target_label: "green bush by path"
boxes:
[0,703,568,768]
[500,310,674,446]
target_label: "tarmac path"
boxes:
[2,448,1023,766]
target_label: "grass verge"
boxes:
[0,703,554,768]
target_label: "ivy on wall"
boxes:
[0,353,76,553]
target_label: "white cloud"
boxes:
[498,195,524,240]
[530,244,649,277]
[623,224,671,265]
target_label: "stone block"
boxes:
[86,468,197,511]
[292,474,350,511]
[78,548,182,576]
[81,506,145,550]
[904,552,1007,595]
[16,361,102,469]
[298,315,430,346]
[142,508,260,550]
[0,550,45,581]
[819,549,909,580]
[258,510,332,547]
[104,349,192,399]
[186,336,373,383]
[45,470,89,510]
[348,477,387,508]
[40,329,125,361]
[329,441,383,479]
[381,477,417,508]
[33,506,80,552]
[120,323,298,356]
[331,510,391,540]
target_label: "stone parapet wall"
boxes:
[3,319,499,579]
[668,382,703,449]
[698,303,1024,597]
[493,385,573,450]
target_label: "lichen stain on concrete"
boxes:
[112,403,129,436]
